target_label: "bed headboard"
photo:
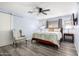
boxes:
[46,19,63,32]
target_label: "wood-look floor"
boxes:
[0,40,78,56]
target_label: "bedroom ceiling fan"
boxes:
[28,6,50,15]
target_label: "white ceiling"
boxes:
[0,2,78,19]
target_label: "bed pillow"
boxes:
[54,28,60,32]
[48,28,54,32]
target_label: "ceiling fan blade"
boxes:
[42,12,47,15]
[43,9,50,12]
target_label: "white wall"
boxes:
[0,12,13,46]
[13,14,40,40]
[13,13,74,41]
[74,25,79,56]
[74,3,79,56]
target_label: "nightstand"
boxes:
[64,33,74,43]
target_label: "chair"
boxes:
[12,29,27,47]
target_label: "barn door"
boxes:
[0,12,12,46]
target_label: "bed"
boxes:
[32,28,62,48]
[32,19,63,48]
